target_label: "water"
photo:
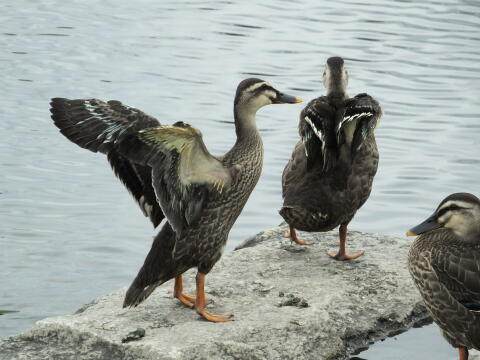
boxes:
[352,324,455,360]
[1,0,479,358]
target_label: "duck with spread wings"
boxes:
[50,78,301,322]
[280,57,382,260]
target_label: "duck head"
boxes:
[323,57,349,97]
[233,78,302,134]
[234,78,302,111]
[407,192,480,243]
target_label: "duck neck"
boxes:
[233,105,261,142]
[328,90,353,150]
[327,91,348,107]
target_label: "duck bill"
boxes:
[406,213,441,236]
[273,92,302,104]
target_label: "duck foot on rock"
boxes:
[326,250,365,261]
[197,309,234,322]
[195,273,233,323]
[326,224,364,260]
[174,275,210,308]
[282,226,313,246]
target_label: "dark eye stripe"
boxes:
[253,84,274,96]
[437,205,463,217]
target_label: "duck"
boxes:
[50,78,302,322]
[279,57,382,260]
[407,192,480,360]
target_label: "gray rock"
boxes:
[122,328,146,343]
[0,225,431,360]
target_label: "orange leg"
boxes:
[326,224,365,261]
[459,347,469,360]
[173,275,196,308]
[282,225,313,246]
[195,273,233,322]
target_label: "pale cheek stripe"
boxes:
[438,200,473,212]
[244,81,270,93]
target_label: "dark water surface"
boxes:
[1,0,479,358]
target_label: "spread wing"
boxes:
[106,151,164,227]
[336,93,382,156]
[118,122,236,236]
[50,98,160,154]
[50,98,164,227]
[298,97,337,172]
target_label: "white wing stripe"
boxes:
[304,115,326,156]
[302,137,308,157]
[304,116,323,142]
[337,111,373,134]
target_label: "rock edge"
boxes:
[1,225,432,360]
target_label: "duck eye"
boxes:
[437,205,463,217]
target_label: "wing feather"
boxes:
[432,245,480,306]
[428,245,480,347]
[50,98,164,227]
[50,98,160,154]
[299,97,336,171]
[337,93,382,155]
[107,151,164,227]
[118,122,234,235]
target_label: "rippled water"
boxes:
[1,0,479,358]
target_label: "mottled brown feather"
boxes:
[280,92,380,232]
[409,229,480,350]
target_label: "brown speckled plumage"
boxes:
[280,134,378,232]
[280,57,381,259]
[50,78,301,321]
[126,127,264,305]
[408,193,480,357]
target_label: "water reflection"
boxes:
[356,323,456,359]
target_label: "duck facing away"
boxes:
[279,57,382,260]
[408,193,480,360]
[50,78,301,322]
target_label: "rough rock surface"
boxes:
[1,225,444,359]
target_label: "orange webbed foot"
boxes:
[197,309,234,323]
[177,292,211,304]
[175,293,196,308]
[194,272,232,323]
[326,250,365,261]
[282,228,313,246]
[174,275,210,308]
